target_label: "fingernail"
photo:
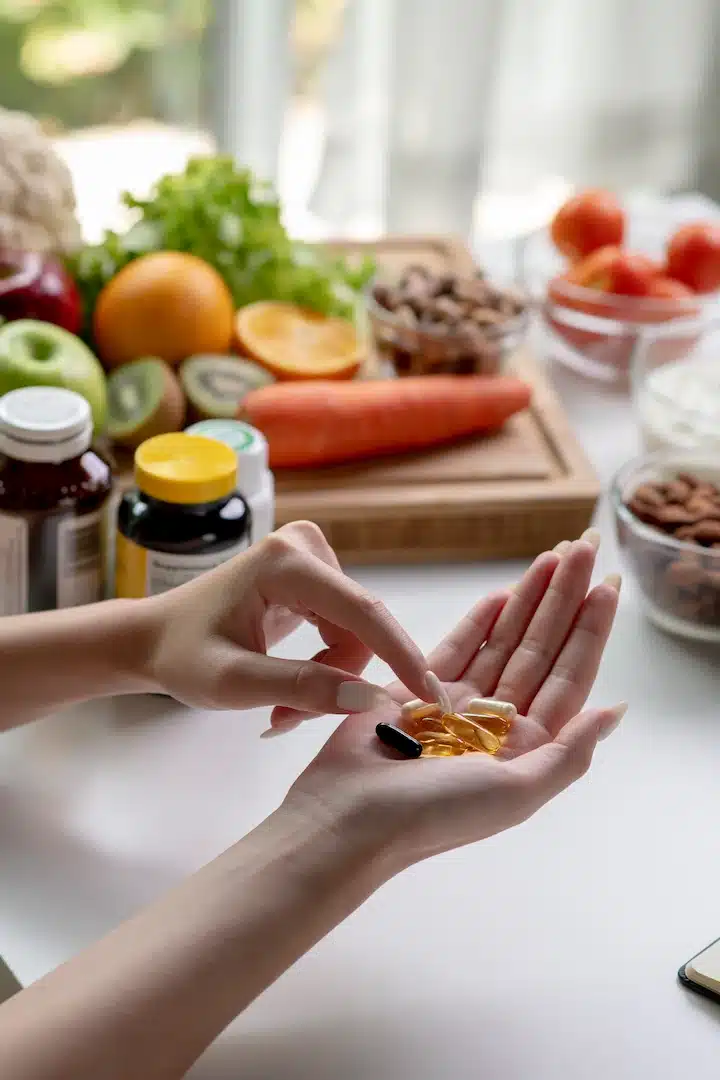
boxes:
[602,572,622,593]
[599,701,628,740]
[260,721,301,739]
[580,526,601,550]
[425,670,452,712]
[553,539,572,554]
[336,682,389,713]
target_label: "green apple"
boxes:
[0,319,107,432]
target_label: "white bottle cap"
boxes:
[0,386,93,463]
[185,419,269,498]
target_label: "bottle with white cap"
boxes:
[185,419,274,543]
[0,386,112,614]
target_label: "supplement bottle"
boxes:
[0,386,112,615]
[116,432,251,598]
[185,419,274,543]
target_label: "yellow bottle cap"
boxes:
[135,433,238,505]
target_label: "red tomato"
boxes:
[564,245,621,290]
[607,252,659,296]
[550,189,625,261]
[666,222,720,293]
[564,247,658,296]
[645,276,696,302]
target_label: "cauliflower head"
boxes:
[0,106,82,255]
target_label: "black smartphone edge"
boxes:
[0,955,22,1004]
[678,935,720,1006]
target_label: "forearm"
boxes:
[0,806,392,1080]
[0,600,157,731]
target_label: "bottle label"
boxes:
[115,534,250,598]
[0,508,105,615]
[56,510,106,608]
[0,513,28,616]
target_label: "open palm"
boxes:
[288,537,623,865]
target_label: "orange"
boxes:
[234,301,364,381]
[94,251,235,370]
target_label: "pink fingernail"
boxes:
[260,720,302,739]
[602,572,622,593]
[337,682,389,713]
[579,527,601,551]
[599,701,628,740]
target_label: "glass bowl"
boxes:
[516,208,720,385]
[541,278,703,383]
[631,316,720,453]
[611,450,720,642]
[367,273,529,377]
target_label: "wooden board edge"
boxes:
[275,478,600,522]
[510,349,598,487]
[323,233,476,272]
[299,498,599,566]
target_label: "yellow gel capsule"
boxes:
[405,714,446,736]
[463,711,511,738]
[472,725,502,754]
[412,704,444,722]
[421,741,466,757]
[441,713,502,755]
[415,729,466,749]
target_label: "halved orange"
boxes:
[234,301,364,381]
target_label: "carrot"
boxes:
[240,375,531,468]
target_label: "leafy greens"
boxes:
[67,156,375,337]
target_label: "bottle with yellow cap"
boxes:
[115,433,252,598]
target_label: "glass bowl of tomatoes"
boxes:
[516,191,720,385]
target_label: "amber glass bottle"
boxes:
[0,386,112,614]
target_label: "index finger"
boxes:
[265,549,429,701]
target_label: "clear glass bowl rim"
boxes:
[611,448,720,560]
[515,226,720,335]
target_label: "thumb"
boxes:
[221,651,391,718]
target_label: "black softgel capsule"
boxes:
[375,722,423,758]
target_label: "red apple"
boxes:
[0,250,82,334]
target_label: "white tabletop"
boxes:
[1,357,720,1078]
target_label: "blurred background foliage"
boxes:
[0,0,342,133]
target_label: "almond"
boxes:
[655,504,697,526]
[665,479,693,503]
[687,520,720,544]
[632,483,666,507]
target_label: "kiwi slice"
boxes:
[107,357,186,449]
[180,354,274,421]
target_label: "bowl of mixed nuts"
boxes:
[612,451,720,641]
[369,264,528,376]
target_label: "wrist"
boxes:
[277,790,404,891]
[96,597,163,696]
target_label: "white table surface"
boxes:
[2,356,720,1079]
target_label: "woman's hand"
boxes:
[145,520,429,721]
[286,535,623,869]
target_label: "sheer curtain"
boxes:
[210,0,720,238]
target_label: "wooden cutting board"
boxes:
[112,235,599,564]
[271,235,599,563]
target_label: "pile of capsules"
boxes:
[376,673,517,760]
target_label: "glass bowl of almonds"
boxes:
[612,450,720,642]
[368,264,529,376]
